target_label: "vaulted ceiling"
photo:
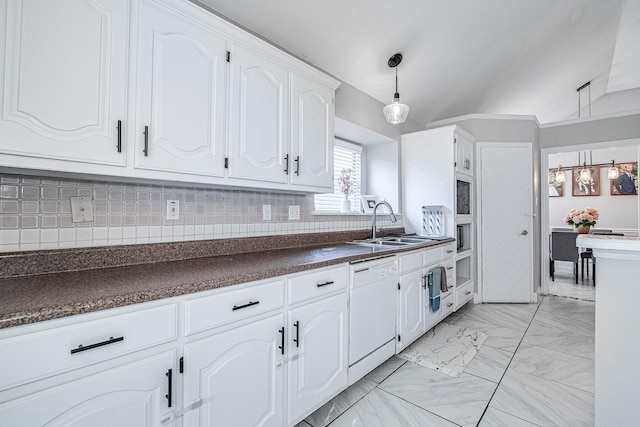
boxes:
[195,0,640,126]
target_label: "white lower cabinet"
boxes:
[287,293,348,424]
[397,268,425,352]
[0,350,176,427]
[182,314,285,427]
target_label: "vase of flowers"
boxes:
[338,168,354,213]
[564,207,599,234]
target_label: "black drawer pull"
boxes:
[279,327,285,355]
[465,291,472,295]
[316,281,334,288]
[116,120,122,153]
[447,303,453,307]
[294,155,300,176]
[70,336,124,354]
[293,321,300,347]
[143,125,149,156]
[284,154,289,174]
[232,300,259,311]
[165,369,172,408]
[446,250,454,253]
[446,266,454,270]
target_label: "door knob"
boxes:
[520,230,528,235]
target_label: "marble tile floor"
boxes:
[297,295,595,427]
[549,264,595,301]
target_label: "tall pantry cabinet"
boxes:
[401,125,476,309]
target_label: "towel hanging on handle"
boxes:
[438,266,448,292]
[429,269,441,312]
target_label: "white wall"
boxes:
[548,146,638,231]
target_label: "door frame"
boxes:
[540,138,640,295]
[477,142,535,303]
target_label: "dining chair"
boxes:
[550,231,579,284]
[581,232,624,285]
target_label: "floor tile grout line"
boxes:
[474,296,546,426]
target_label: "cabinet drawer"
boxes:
[441,244,456,259]
[441,294,455,318]
[185,279,285,336]
[442,258,455,280]
[398,250,422,274]
[456,282,474,307]
[0,304,177,390]
[423,247,442,266]
[288,265,348,304]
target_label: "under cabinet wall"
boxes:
[0,173,399,252]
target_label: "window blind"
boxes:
[314,139,363,212]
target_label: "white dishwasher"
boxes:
[349,255,398,385]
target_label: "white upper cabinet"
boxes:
[227,43,289,184]
[455,132,474,177]
[290,73,334,189]
[0,0,129,167]
[134,0,227,177]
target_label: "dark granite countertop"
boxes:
[0,233,454,329]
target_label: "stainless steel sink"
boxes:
[350,235,436,248]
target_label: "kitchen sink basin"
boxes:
[350,235,436,248]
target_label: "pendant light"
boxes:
[608,160,620,180]
[577,151,592,182]
[555,165,566,183]
[383,53,410,124]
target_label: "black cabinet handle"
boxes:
[465,291,472,295]
[279,327,285,355]
[116,120,122,153]
[446,266,454,270]
[293,321,300,347]
[422,275,427,288]
[232,300,259,311]
[143,126,149,156]
[284,154,289,174]
[165,369,172,408]
[70,336,124,354]
[316,280,334,288]
[447,302,454,308]
[294,156,300,176]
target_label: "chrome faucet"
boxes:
[372,201,398,239]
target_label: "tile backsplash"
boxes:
[0,173,397,252]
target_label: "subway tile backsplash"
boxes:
[0,173,397,252]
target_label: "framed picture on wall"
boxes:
[360,195,380,213]
[610,162,638,196]
[548,170,563,197]
[572,167,600,196]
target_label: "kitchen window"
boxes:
[314,139,363,212]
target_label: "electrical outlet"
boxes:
[288,205,300,220]
[262,204,271,221]
[167,200,180,220]
[70,197,94,223]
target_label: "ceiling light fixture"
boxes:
[608,160,620,180]
[555,165,566,183]
[383,53,410,124]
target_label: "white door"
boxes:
[290,73,334,189]
[228,44,289,183]
[0,351,175,426]
[288,293,348,424]
[135,0,227,177]
[397,269,425,351]
[182,314,285,427]
[0,0,129,166]
[480,143,533,302]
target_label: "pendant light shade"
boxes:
[608,160,620,180]
[579,162,592,182]
[555,165,566,183]
[383,53,410,124]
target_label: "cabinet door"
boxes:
[228,44,289,183]
[424,264,442,330]
[183,314,285,427]
[288,293,348,424]
[455,134,473,176]
[397,270,425,351]
[134,0,226,177]
[0,0,128,167]
[290,73,334,189]
[0,351,175,427]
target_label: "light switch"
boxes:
[70,197,94,223]
[263,204,271,221]
[288,205,300,220]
